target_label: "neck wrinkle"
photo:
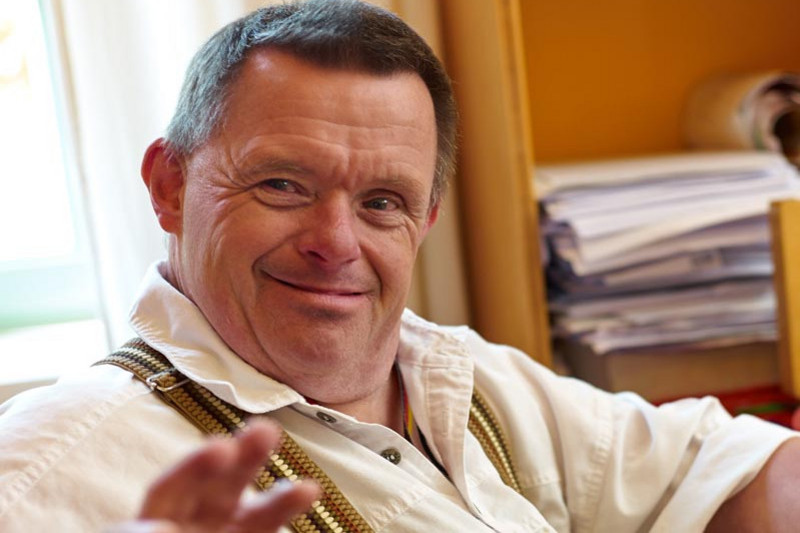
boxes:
[316,364,402,433]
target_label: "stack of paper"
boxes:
[537,151,800,355]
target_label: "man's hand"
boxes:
[707,437,800,532]
[108,420,320,533]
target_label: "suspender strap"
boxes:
[468,390,523,494]
[97,338,522,532]
[99,338,371,533]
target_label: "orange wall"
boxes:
[520,0,800,163]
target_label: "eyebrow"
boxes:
[371,175,424,191]
[237,158,312,181]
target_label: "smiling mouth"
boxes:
[274,277,364,297]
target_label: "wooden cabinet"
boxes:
[439,0,800,390]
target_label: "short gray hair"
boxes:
[164,0,458,207]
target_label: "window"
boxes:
[0,0,106,392]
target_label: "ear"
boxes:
[420,202,440,239]
[141,138,186,235]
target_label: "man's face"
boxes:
[168,50,438,403]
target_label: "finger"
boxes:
[230,419,283,474]
[190,421,283,521]
[139,437,237,520]
[139,420,281,521]
[234,479,322,531]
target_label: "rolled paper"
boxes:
[682,71,800,165]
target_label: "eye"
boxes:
[363,197,399,211]
[252,177,310,208]
[262,178,299,193]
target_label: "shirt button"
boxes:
[316,412,337,423]
[380,448,402,464]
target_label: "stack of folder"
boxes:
[536,151,800,398]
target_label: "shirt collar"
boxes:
[128,261,473,414]
[128,262,300,413]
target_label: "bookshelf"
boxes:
[439,0,800,396]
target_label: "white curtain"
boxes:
[50,0,469,349]
[50,0,269,347]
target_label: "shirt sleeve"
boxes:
[467,333,798,532]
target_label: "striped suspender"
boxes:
[97,338,522,532]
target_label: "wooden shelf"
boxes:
[521,0,800,162]
[441,1,800,395]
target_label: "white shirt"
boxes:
[0,262,796,532]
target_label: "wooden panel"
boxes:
[519,0,800,162]
[770,199,800,396]
[563,341,778,402]
[439,0,551,365]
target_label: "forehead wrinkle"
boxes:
[253,113,428,140]
[234,137,428,180]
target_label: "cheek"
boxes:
[180,209,257,289]
[368,233,420,293]
[218,210,303,276]
[182,189,223,243]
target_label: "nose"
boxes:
[297,196,361,269]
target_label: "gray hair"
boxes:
[164,0,458,207]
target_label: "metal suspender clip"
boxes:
[145,369,190,393]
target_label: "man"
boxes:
[1,1,800,531]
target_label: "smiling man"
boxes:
[144,50,438,419]
[2,1,800,532]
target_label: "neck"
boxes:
[315,365,403,433]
